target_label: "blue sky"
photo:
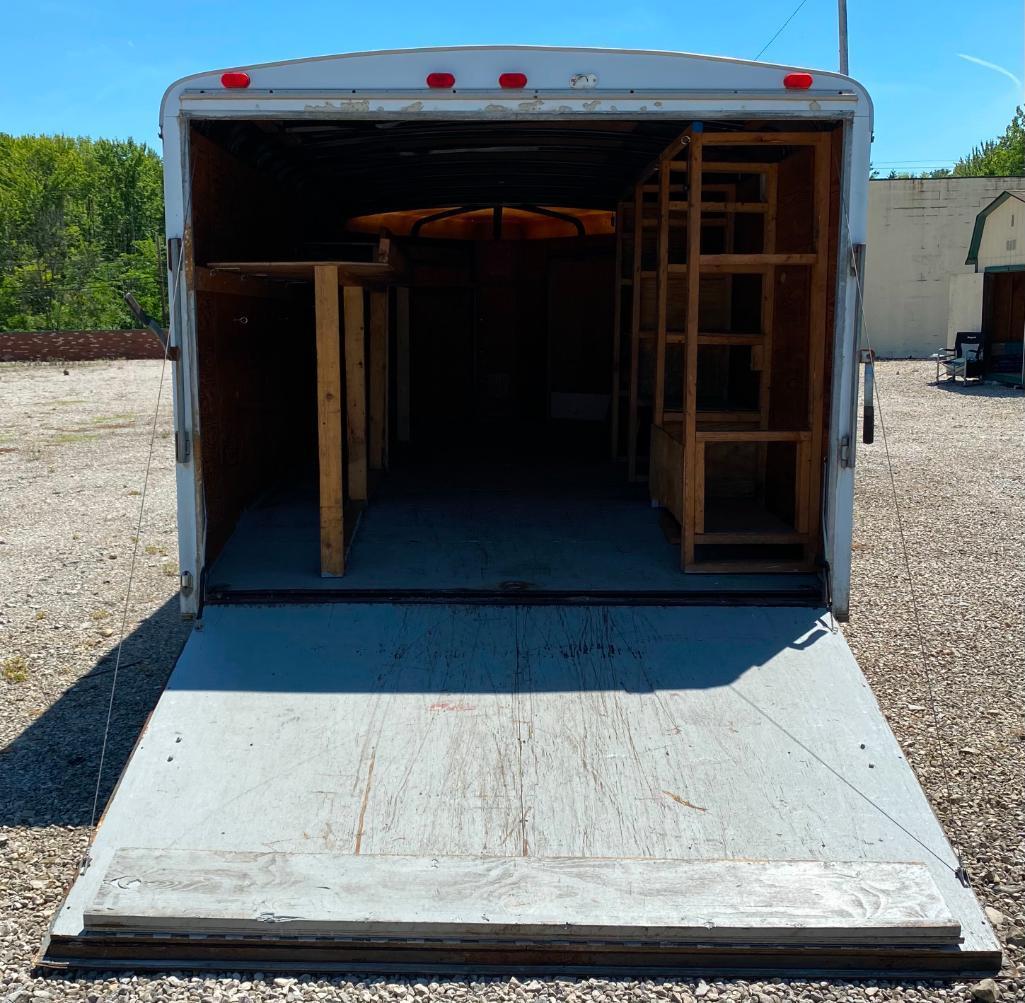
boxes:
[1,0,1021,172]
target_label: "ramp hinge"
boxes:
[175,430,191,464]
[180,571,194,596]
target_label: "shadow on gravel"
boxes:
[0,597,192,827]
[931,378,1024,397]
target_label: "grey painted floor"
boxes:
[51,603,997,964]
[207,462,821,595]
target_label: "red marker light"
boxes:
[499,72,528,89]
[220,71,251,89]
[783,72,814,90]
[426,72,456,88]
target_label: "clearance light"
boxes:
[783,72,814,90]
[220,71,251,89]
[426,72,456,88]
[499,72,528,89]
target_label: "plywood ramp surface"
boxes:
[87,850,958,945]
[47,604,999,973]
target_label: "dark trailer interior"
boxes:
[186,118,841,601]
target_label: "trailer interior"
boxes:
[187,118,841,600]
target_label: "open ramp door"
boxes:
[44,604,999,975]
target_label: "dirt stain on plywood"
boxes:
[353,749,377,854]
[662,790,707,812]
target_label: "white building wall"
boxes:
[976,197,1025,270]
[947,273,984,347]
[864,178,1017,357]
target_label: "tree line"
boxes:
[1,108,1023,332]
[874,106,1024,179]
[0,134,164,332]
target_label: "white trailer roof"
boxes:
[160,45,873,126]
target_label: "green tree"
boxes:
[0,133,164,331]
[952,106,1025,177]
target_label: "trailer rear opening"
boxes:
[42,48,1001,976]
[187,117,838,598]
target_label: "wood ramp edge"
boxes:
[84,850,960,946]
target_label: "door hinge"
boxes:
[167,236,182,274]
[180,571,194,596]
[839,434,852,468]
[175,430,191,464]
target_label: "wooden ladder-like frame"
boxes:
[631,128,832,573]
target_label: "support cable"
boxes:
[840,193,972,888]
[753,0,815,60]
[84,177,193,860]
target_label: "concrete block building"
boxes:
[864,177,1020,357]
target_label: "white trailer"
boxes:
[44,46,999,976]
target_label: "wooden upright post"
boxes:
[804,135,832,559]
[369,289,389,471]
[682,131,703,569]
[653,156,671,428]
[610,203,626,460]
[344,286,368,503]
[314,265,345,577]
[626,183,644,481]
[396,287,411,443]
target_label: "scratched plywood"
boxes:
[51,604,998,965]
[86,849,958,945]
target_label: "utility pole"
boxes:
[838,0,849,74]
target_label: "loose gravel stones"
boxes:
[0,360,1022,1001]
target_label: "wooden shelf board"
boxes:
[708,202,769,213]
[685,559,816,574]
[698,332,764,345]
[704,131,829,145]
[695,531,807,546]
[697,428,811,442]
[207,260,397,287]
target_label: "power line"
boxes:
[754,0,815,61]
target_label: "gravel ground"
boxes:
[0,359,1022,1003]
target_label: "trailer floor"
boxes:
[206,460,822,599]
[46,604,998,974]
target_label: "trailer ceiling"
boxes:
[192,119,829,217]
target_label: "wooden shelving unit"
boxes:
[207,241,403,577]
[627,127,833,573]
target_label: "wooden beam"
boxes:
[804,135,832,561]
[344,286,368,503]
[697,429,812,443]
[761,165,779,432]
[700,201,769,213]
[703,161,775,174]
[396,287,411,443]
[194,267,290,299]
[207,260,396,287]
[694,441,706,535]
[703,131,830,145]
[368,290,389,472]
[627,183,644,481]
[314,265,345,578]
[685,559,816,574]
[701,253,817,266]
[694,531,807,545]
[654,157,671,428]
[610,202,627,459]
[682,133,703,569]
